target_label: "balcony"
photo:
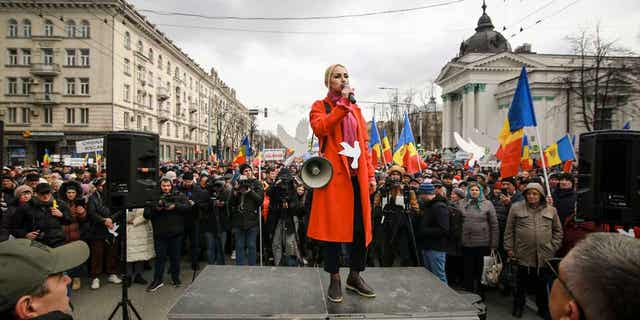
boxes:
[157,86,170,101]
[32,92,60,105]
[158,108,171,123]
[30,63,61,77]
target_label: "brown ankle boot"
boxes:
[327,274,342,303]
[346,272,376,298]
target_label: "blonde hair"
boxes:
[324,64,346,88]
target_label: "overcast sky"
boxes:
[128,0,640,136]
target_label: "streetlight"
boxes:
[378,86,399,146]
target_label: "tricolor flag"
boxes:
[541,134,575,169]
[232,136,251,165]
[369,117,383,167]
[381,128,393,164]
[520,135,533,171]
[393,113,421,174]
[496,67,538,178]
[252,151,263,167]
[623,120,631,130]
[43,149,51,167]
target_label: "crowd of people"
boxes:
[0,155,639,319]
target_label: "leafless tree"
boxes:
[563,24,639,131]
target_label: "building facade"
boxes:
[0,0,249,165]
[436,3,640,152]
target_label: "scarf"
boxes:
[328,91,358,148]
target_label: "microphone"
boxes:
[341,83,357,104]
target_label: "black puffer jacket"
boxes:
[229,179,264,230]
[11,198,72,247]
[552,188,576,223]
[143,190,189,238]
[417,196,450,252]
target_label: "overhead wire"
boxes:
[508,0,583,38]
[139,0,466,21]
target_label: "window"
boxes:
[20,77,31,95]
[22,19,31,37]
[42,48,53,65]
[148,71,153,86]
[66,108,75,124]
[166,122,170,136]
[124,112,130,129]
[79,20,90,38]
[65,49,76,66]
[174,124,179,138]
[65,20,76,38]
[79,49,89,66]
[174,67,179,78]
[136,115,142,130]
[8,19,17,37]
[147,117,152,131]
[44,80,53,94]
[80,108,89,124]
[80,78,89,95]
[44,20,53,36]
[124,31,131,49]
[7,77,17,95]
[137,64,145,82]
[8,107,17,123]
[158,55,163,70]
[136,40,143,52]
[124,84,130,101]
[8,49,17,65]
[44,107,53,124]
[148,48,154,61]
[65,78,76,95]
[124,58,130,75]
[21,107,30,124]
[21,49,31,65]
[166,61,171,75]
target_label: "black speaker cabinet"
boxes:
[577,130,640,225]
[104,132,159,209]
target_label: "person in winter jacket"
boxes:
[126,208,154,286]
[58,181,88,291]
[201,176,231,265]
[416,182,450,284]
[550,173,576,224]
[504,182,563,319]
[1,185,32,242]
[1,175,16,216]
[11,183,71,249]
[457,182,499,297]
[229,166,264,266]
[85,178,121,290]
[144,178,190,292]
[267,168,304,266]
[177,171,200,271]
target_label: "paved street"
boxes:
[70,262,538,320]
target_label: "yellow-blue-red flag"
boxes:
[369,117,383,167]
[232,136,250,165]
[393,113,420,174]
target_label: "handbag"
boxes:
[482,249,503,286]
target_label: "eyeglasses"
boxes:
[546,259,587,320]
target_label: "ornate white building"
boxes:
[0,0,249,165]
[436,3,640,152]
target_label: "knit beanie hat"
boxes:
[417,182,435,195]
[452,188,465,199]
[14,185,32,198]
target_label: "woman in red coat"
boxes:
[308,64,376,303]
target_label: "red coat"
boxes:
[307,97,374,246]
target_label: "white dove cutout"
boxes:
[454,132,486,167]
[338,141,361,169]
[277,119,310,165]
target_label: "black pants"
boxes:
[514,266,551,320]
[322,177,366,275]
[462,246,490,295]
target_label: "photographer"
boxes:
[11,183,72,248]
[177,171,200,271]
[372,165,419,267]
[229,164,264,266]
[144,178,190,292]
[266,168,303,266]
[199,176,230,265]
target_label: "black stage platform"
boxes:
[168,266,480,319]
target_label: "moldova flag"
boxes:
[42,149,51,167]
[369,117,383,168]
[520,135,533,171]
[496,66,538,178]
[393,113,421,174]
[232,136,251,165]
[381,128,393,164]
[623,121,631,130]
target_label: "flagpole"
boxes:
[534,126,552,196]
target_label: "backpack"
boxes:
[447,204,464,255]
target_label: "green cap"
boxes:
[0,239,89,311]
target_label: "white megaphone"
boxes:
[300,156,333,189]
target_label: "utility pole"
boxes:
[378,86,400,147]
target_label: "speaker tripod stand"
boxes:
[108,209,142,320]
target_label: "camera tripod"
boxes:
[108,209,142,320]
